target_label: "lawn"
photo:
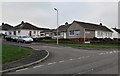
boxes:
[40,39,120,48]
[2,44,32,64]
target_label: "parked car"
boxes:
[11,35,19,42]
[31,35,40,42]
[5,35,18,42]
[17,35,33,43]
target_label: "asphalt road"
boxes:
[7,42,119,74]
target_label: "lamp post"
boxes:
[54,8,59,45]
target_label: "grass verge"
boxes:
[40,39,120,48]
[2,44,32,64]
[62,43,120,48]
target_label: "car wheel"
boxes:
[23,40,26,43]
[17,40,20,43]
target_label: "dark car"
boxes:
[5,35,18,42]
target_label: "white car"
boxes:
[31,35,40,38]
[17,35,33,43]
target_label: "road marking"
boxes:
[78,71,86,74]
[69,59,73,60]
[48,63,54,65]
[105,52,109,54]
[109,51,113,54]
[98,53,104,55]
[16,68,28,72]
[78,68,94,74]
[85,56,90,58]
[33,65,44,68]
[78,57,82,59]
[59,60,65,63]
[113,51,117,53]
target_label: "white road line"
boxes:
[109,51,113,54]
[48,63,54,65]
[16,68,28,72]
[78,57,82,59]
[69,59,73,60]
[98,53,105,55]
[59,60,65,63]
[78,68,94,74]
[78,71,86,74]
[113,51,117,53]
[105,52,109,54]
[33,65,44,68]
[85,56,90,58]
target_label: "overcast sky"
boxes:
[2,2,118,29]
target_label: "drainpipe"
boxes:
[84,29,86,43]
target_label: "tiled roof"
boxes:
[15,22,40,30]
[56,24,71,32]
[15,22,48,30]
[40,29,53,33]
[1,23,14,30]
[58,24,71,32]
[113,28,120,33]
[74,21,113,32]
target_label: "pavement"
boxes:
[2,41,120,75]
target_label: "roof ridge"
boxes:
[74,20,112,32]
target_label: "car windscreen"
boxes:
[22,36,30,38]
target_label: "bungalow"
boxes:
[14,21,47,36]
[0,23,15,35]
[40,29,53,38]
[52,22,71,39]
[112,28,120,38]
[67,21,113,42]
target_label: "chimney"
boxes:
[2,23,4,25]
[21,21,24,24]
[100,23,102,26]
[65,22,68,25]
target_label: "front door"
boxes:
[13,31,16,35]
[29,31,32,36]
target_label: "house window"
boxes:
[18,30,21,34]
[54,32,60,36]
[69,30,80,36]
[9,32,11,35]
[105,32,107,36]
[5,32,7,35]
[110,32,112,37]
[101,31,103,36]
[54,32,57,36]
[34,31,36,34]
[108,32,112,37]
[69,30,74,36]
[74,30,80,36]
[60,32,64,36]
[97,31,100,36]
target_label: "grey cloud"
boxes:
[2,2,118,29]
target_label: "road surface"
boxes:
[6,43,119,74]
